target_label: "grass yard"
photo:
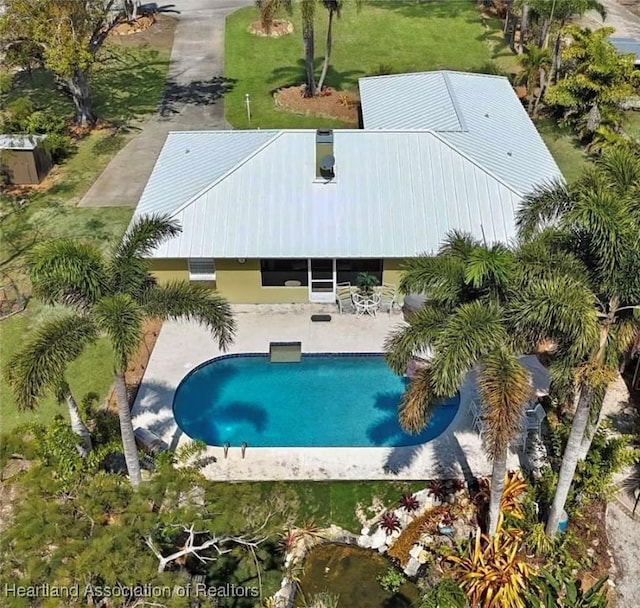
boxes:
[0,20,175,431]
[225,0,518,129]
[536,118,589,182]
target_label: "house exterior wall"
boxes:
[150,258,409,304]
[215,259,308,304]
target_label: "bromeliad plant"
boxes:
[380,512,401,535]
[399,493,420,513]
[448,526,534,608]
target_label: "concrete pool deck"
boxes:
[132,304,545,480]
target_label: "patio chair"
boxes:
[376,283,398,314]
[469,400,483,434]
[336,282,356,314]
[524,402,546,435]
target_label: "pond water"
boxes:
[298,543,420,607]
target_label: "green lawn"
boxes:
[536,118,589,183]
[623,109,640,139]
[0,37,172,431]
[225,1,518,129]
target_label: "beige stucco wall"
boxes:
[215,259,308,304]
[150,258,409,304]
[151,259,190,283]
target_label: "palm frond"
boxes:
[516,178,573,242]
[463,244,515,294]
[596,144,640,196]
[383,305,449,374]
[141,282,235,352]
[93,294,144,371]
[429,301,508,395]
[398,255,466,306]
[4,315,99,410]
[398,365,437,434]
[29,240,108,310]
[478,350,531,459]
[109,214,181,297]
[438,230,481,258]
[507,275,599,362]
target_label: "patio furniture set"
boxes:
[470,399,547,454]
[335,282,399,316]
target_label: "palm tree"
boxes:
[517,145,640,535]
[5,315,97,457]
[516,45,551,116]
[256,0,292,34]
[384,233,598,536]
[316,0,361,93]
[301,0,317,96]
[10,215,235,489]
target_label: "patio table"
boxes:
[353,292,380,317]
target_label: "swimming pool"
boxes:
[173,354,460,448]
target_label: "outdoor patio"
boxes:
[131,304,547,481]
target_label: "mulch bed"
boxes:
[110,14,156,36]
[274,85,360,125]
[248,19,293,37]
[569,500,612,582]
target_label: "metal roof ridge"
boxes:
[166,131,285,218]
[440,71,468,132]
[427,130,523,197]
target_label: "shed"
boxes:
[0,134,52,185]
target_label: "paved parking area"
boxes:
[130,305,547,481]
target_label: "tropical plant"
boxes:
[517,146,640,535]
[256,0,292,33]
[526,570,609,607]
[356,271,379,295]
[448,526,534,608]
[384,233,598,536]
[5,215,235,489]
[377,567,406,594]
[399,493,420,512]
[380,511,401,535]
[545,27,640,142]
[524,522,554,557]
[419,578,467,608]
[479,470,528,522]
[515,45,551,116]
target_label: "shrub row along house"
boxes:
[132,71,563,303]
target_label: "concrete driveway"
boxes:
[79,0,252,208]
[579,0,640,37]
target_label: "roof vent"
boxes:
[316,129,335,180]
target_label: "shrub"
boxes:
[43,133,75,163]
[419,579,466,608]
[25,110,67,135]
[377,567,406,593]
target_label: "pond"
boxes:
[298,543,421,607]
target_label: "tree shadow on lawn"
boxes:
[92,46,171,123]
[268,58,364,92]
[159,75,237,116]
[368,0,479,23]
[4,69,74,120]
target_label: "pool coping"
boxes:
[131,313,541,481]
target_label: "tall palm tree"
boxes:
[10,215,235,489]
[516,45,551,116]
[517,145,640,535]
[256,0,292,34]
[384,234,598,536]
[5,315,97,457]
[301,0,317,96]
[316,0,361,93]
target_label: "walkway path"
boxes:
[79,0,251,208]
[607,502,640,608]
[578,0,640,37]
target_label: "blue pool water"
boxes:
[173,354,460,448]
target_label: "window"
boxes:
[336,259,383,287]
[260,259,309,287]
[188,259,216,281]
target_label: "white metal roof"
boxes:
[359,71,564,194]
[137,129,522,259]
[0,134,46,150]
[609,37,640,64]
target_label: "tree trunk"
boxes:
[114,371,142,489]
[518,5,530,54]
[549,28,563,85]
[303,25,316,97]
[65,392,92,458]
[532,68,547,118]
[545,382,593,536]
[540,18,551,47]
[124,0,138,21]
[487,451,508,537]
[66,69,96,127]
[316,8,334,93]
[527,73,535,116]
